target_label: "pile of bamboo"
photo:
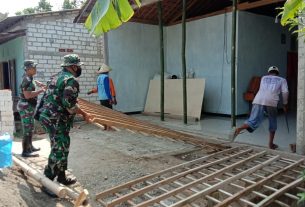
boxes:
[78,98,226,151]
[13,156,89,207]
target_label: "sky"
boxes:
[0,0,65,16]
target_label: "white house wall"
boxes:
[23,11,104,103]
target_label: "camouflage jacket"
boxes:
[19,75,37,106]
[39,68,79,123]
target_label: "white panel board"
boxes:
[144,79,205,119]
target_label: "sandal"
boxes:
[269,144,278,150]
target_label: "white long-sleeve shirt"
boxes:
[253,75,289,107]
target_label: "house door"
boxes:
[287,52,298,111]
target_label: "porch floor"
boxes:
[134,112,296,153]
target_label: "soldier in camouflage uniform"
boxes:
[17,60,45,157]
[37,54,91,186]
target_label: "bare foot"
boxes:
[269,144,278,150]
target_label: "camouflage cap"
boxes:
[24,60,38,69]
[61,54,84,67]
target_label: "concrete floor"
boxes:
[135,111,296,153]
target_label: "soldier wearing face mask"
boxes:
[37,54,91,193]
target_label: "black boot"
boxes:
[22,138,39,157]
[57,171,77,185]
[29,136,40,152]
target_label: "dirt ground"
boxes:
[1,121,198,207]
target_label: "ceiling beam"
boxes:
[129,17,159,25]
[168,0,285,26]
[132,0,161,9]
[237,0,285,10]
[168,0,200,24]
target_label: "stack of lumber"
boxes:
[78,98,226,152]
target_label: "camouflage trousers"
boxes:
[17,101,35,153]
[39,114,71,179]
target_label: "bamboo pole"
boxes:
[231,0,238,127]
[13,156,67,198]
[158,0,165,121]
[182,0,187,124]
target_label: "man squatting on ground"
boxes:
[17,60,45,157]
[36,54,91,188]
[234,66,289,149]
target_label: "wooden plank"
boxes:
[256,177,304,207]
[96,147,239,200]
[170,155,279,207]
[237,0,285,10]
[211,175,290,207]
[106,149,255,207]
[214,159,304,207]
[132,151,267,207]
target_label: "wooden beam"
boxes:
[95,147,240,200]
[214,159,304,207]
[237,0,285,10]
[256,176,304,207]
[106,149,254,207]
[171,155,279,207]
[132,0,161,9]
[134,151,267,207]
[168,0,285,26]
[167,8,231,26]
[129,17,158,25]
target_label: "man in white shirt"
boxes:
[233,66,289,149]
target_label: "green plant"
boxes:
[85,0,141,36]
[279,0,305,36]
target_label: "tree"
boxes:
[15,0,52,15]
[62,0,85,10]
[36,0,52,13]
[0,12,8,21]
[15,8,36,15]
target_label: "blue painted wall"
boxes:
[237,12,291,114]
[0,37,25,94]
[107,23,160,112]
[107,12,291,115]
[165,14,232,114]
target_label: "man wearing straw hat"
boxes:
[87,63,117,130]
[37,54,91,190]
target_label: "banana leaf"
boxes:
[281,0,305,26]
[85,0,141,37]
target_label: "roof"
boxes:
[0,9,80,44]
[0,29,26,45]
[74,0,285,25]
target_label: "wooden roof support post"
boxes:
[158,0,165,121]
[182,0,187,124]
[231,0,238,127]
